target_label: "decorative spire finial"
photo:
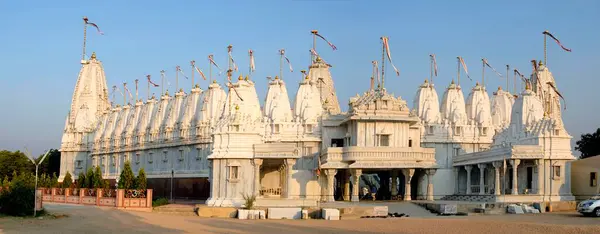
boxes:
[91,52,96,59]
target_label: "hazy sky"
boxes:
[1,0,599,156]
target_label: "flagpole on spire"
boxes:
[456,57,460,85]
[176,66,180,92]
[82,17,88,63]
[481,59,485,86]
[279,49,284,80]
[506,65,510,93]
[429,55,433,84]
[147,75,151,100]
[160,70,165,96]
[311,30,318,62]
[123,82,127,105]
[227,45,233,113]
[135,79,139,102]
[544,30,548,66]
[380,37,386,90]
[190,61,195,89]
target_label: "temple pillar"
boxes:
[511,159,521,195]
[426,169,437,201]
[401,169,414,201]
[324,169,337,202]
[465,165,473,194]
[252,159,263,196]
[351,169,362,202]
[492,161,502,196]
[284,159,296,199]
[391,170,398,197]
[343,170,350,201]
[453,167,459,194]
[536,159,544,195]
[478,164,486,195]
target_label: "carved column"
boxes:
[351,169,362,202]
[284,159,296,199]
[453,167,459,194]
[402,169,414,201]
[426,169,437,201]
[252,159,263,197]
[478,164,487,195]
[492,161,502,196]
[536,159,544,195]
[391,170,398,197]
[343,170,350,201]
[511,159,521,195]
[324,169,337,202]
[465,165,473,194]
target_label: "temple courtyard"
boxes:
[0,204,598,234]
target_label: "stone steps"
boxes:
[153,204,197,216]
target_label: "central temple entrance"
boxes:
[259,159,285,198]
[331,169,425,201]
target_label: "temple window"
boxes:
[196,148,202,161]
[375,134,390,147]
[591,172,598,187]
[274,124,280,134]
[427,126,434,135]
[179,150,184,162]
[163,152,168,162]
[408,139,413,147]
[552,166,561,179]
[76,160,82,169]
[148,152,153,164]
[481,127,488,136]
[454,126,462,136]
[135,153,140,164]
[331,138,344,147]
[554,129,560,136]
[303,146,313,156]
[305,124,313,133]
[228,166,240,180]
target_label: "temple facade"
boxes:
[60,52,575,206]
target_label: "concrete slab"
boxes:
[267,208,302,220]
[507,205,524,214]
[238,210,265,220]
[322,208,340,220]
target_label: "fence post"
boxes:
[80,188,84,204]
[117,189,124,207]
[65,188,70,203]
[146,189,153,208]
[96,189,102,206]
[36,189,43,211]
[51,188,56,201]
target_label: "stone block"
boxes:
[322,208,340,220]
[238,210,265,220]
[301,210,308,219]
[507,204,524,214]
[373,206,388,216]
[267,208,302,220]
[439,204,457,215]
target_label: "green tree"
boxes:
[2,175,9,188]
[50,172,59,187]
[93,166,104,188]
[85,167,94,189]
[36,149,61,176]
[0,150,33,181]
[0,172,36,216]
[576,128,600,159]
[62,171,73,188]
[135,168,147,190]
[118,161,135,189]
[77,172,86,188]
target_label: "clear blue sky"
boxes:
[1,0,599,156]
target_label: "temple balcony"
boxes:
[321,146,436,166]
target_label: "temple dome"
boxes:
[307,57,340,114]
[195,82,227,126]
[264,76,293,122]
[491,87,514,131]
[294,77,323,122]
[413,80,440,124]
[510,85,544,131]
[222,78,261,120]
[440,80,467,125]
[465,82,492,126]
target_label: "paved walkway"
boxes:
[0,204,599,234]
[322,201,437,217]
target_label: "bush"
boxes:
[135,168,147,190]
[93,166,104,188]
[50,173,59,188]
[62,172,73,188]
[118,162,135,189]
[77,172,86,188]
[152,197,169,207]
[241,193,257,210]
[0,173,35,216]
[85,168,94,189]
[1,176,8,188]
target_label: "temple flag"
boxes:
[83,17,104,35]
[315,32,337,50]
[372,60,380,84]
[194,65,207,80]
[458,56,472,81]
[228,50,238,71]
[483,58,503,78]
[147,75,159,87]
[124,83,133,99]
[543,31,572,52]
[514,69,527,83]
[177,66,189,79]
[280,49,293,72]
[381,37,400,76]
[547,82,567,110]
[249,49,256,72]
[431,54,438,76]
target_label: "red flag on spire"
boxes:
[83,17,104,35]
[314,32,337,50]
[543,31,571,52]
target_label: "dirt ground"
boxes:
[0,204,599,234]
